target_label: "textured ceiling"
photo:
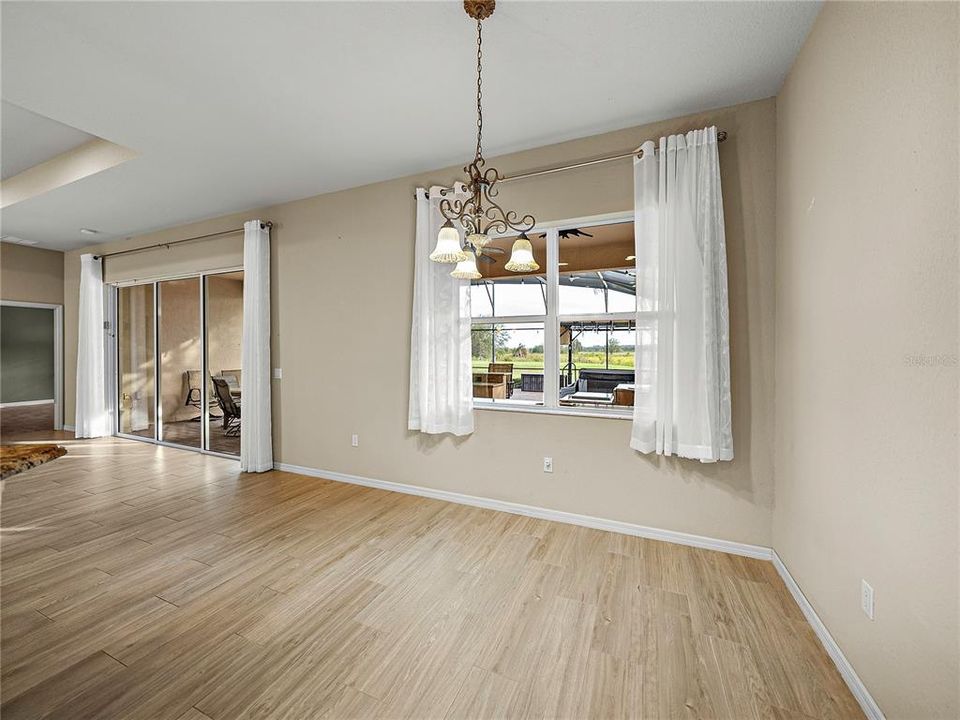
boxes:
[1,100,96,180]
[1,1,820,250]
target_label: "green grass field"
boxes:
[472,351,634,381]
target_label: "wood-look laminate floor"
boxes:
[0,432,864,720]
[0,404,54,435]
[118,420,241,456]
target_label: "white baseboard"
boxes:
[62,423,75,432]
[0,399,54,407]
[772,551,885,720]
[273,461,772,560]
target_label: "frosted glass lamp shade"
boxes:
[466,232,490,249]
[450,249,482,280]
[430,220,467,263]
[504,233,539,272]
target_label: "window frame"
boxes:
[470,210,636,419]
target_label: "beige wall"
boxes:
[1,242,64,305]
[774,3,959,718]
[65,97,777,546]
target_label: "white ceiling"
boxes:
[1,1,820,251]
[1,100,98,180]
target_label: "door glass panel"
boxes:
[117,285,156,438]
[158,278,202,448]
[205,271,243,455]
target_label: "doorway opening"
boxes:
[0,301,63,436]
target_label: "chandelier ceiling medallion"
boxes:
[430,0,539,280]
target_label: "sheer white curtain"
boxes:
[408,186,474,436]
[75,253,112,438]
[240,220,273,472]
[631,127,733,462]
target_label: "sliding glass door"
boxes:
[115,269,243,458]
[204,271,243,455]
[117,285,156,438]
[158,277,202,448]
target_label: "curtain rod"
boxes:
[94,221,272,261]
[414,130,727,197]
[499,129,727,184]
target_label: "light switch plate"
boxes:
[861,579,875,620]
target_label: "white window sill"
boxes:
[474,401,633,421]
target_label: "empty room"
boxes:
[0,1,957,719]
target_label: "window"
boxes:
[469,232,546,405]
[471,322,545,404]
[470,216,636,415]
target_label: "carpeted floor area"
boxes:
[0,444,67,479]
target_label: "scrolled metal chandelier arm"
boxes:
[439,171,536,237]
[480,188,535,235]
[436,0,537,245]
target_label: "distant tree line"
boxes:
[472,325,635,359]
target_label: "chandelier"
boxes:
[429,0,539,280]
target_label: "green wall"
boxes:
[0,306,55,403]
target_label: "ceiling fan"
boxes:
[474,245,506,264]
[537,228,594,240]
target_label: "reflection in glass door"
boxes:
[204,271,243,456]
[158,277,202,448]
[117,284,156,438]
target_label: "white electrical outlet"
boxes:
[272,368,282,380]
[861,579,875,620]
[351,434,359,447]
[543,457,553,473]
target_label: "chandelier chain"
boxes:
[475,18,483,162]
[435,1,536,254]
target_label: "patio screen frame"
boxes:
[471,211,637,419]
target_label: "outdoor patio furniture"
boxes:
[562,368,635,396]
[560,391,615,406]
[185,370,203,410]
[488,363,514,397]
[520,373,544,393]
[220,369,242,396]
[473,372,507,399]
[613,383,635,406]
[184,370,221,419]
[212,377,241,437]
